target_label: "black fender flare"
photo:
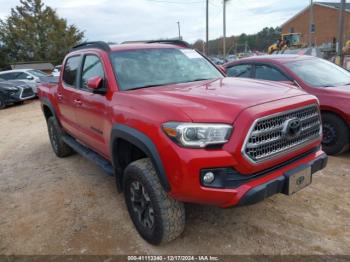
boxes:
[40,98,58,121]
[110,124,170,192]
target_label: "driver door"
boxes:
[74,54,110,158]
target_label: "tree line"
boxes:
[0,0,84,69]
[192,27,281,56]
[0,0,281,70]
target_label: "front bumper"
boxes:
[168,147,327,208]
[237,153,328,206]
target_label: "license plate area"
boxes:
[284,165,312,195]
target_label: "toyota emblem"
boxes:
[282,118,302,139]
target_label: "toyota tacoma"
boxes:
[38,40,327,245]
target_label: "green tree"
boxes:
[0,44,8,69]
[0,0,84,66]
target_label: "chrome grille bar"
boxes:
[242,104,322,163]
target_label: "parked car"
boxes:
[226,54,237,62]
[0,69,50,94]
[224,55,350,155]
[0,78,35,109]
[51,65,62,77]
[209,56,226,65]
[38,41,327,245]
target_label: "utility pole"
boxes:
[176,21,181,40]
[206,0,209,55]
[337,0,346,64]
[308,0,314,47]
[223,0,227,58]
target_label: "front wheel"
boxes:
[322,113,349,155]
[124,158,185,245]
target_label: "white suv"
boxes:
[0,69,49,94]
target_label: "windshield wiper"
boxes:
[127,84,165,91]
[183,78,216,83]
[127,79,214,90]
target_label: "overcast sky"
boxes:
[0,0,342,43]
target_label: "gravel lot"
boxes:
[0,100,349,255]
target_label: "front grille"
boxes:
[20,87,35,99]
[242,104,321,163]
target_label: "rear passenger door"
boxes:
[56,55,82,137]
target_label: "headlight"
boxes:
[162,122,233,148]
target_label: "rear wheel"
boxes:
[47,116,74,157]
[124,158,185,245]
[322,113,349,155]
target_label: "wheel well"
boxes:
[321,110,349,128]
[113,138,147,190]
[43,105,53,120]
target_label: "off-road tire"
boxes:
[47,116,74,158]
[322,113,349,155]
[124,158,185,245]
[0,96,6,109]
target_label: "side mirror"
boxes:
[26,76,34,80]
[87,76,104,90]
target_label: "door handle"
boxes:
[57,93,63,101]
[74,99,83,106]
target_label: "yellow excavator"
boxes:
[268,33,303,54]
[343,40,350,55]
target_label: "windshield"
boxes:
[29,70,49,77]
[285,58,350,87]
[110,48,223,91]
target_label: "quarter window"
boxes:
[226,64,252,78]
[63,56,81,87]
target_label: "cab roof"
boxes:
[109,43,186,52]
[70,40,191,53]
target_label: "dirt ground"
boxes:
[0,100,349,256]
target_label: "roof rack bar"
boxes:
[71,41,111,52]
[146,40,191,48]
[121,39,191,48]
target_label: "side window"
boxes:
[15,72,30,80]
[0,73,12,80]
[0,72,20,80]
[63,56,81,87]
[255,65,289,81]
[81,55,105,90]
[226,64,252,78]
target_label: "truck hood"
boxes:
[130,78,308,123]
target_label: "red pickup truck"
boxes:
[38,41,327,245]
